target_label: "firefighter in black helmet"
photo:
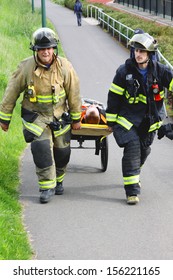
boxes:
[31,27,58,50]
[106,32,173,204]
[0,27,82,203]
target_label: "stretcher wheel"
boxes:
[100,137,108,172]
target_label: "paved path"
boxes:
[20,0,173,260]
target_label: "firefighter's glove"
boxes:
[49,120,61,131]
[166,124,173,140]
[157,125,165,139]
[49,113,72,131]
[0,122,9,132]
[157,123,173,140]
[60,112,72,128]
[61,112,72,125]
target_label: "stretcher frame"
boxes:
[71,123,111,172]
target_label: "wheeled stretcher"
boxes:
[71,98,111,172]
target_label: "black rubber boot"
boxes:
[55,182,64,195]
[40,188,55,203]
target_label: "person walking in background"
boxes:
[0,27,82,204]
[106,32,173,205]
[74,0,83,26]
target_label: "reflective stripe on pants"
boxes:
[31,126,71,190]
[113,124,155,196]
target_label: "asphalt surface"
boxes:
[20,0,173,260]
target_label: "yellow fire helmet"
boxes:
[128,33,158,52]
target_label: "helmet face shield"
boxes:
[128,33,158,52]
[30,27,58,51]
[132,42,147,51]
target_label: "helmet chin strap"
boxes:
[33,51,37,65]
[138,58,150,65]
[32,47,58,67]
[55,47,58,57]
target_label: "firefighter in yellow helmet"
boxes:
[0,27,82,203]
[106,32,173,204]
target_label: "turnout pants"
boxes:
[113,124,155,196]
[29,126,71,190]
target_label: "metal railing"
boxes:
[86,4,173,70]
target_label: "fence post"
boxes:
[32,0,34,13]
[149,0,151,13]
[132,0,134,8]
[163,0,165,18]
[41,0,46,27]
[137,0,139,10]
[155,0,158,16]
